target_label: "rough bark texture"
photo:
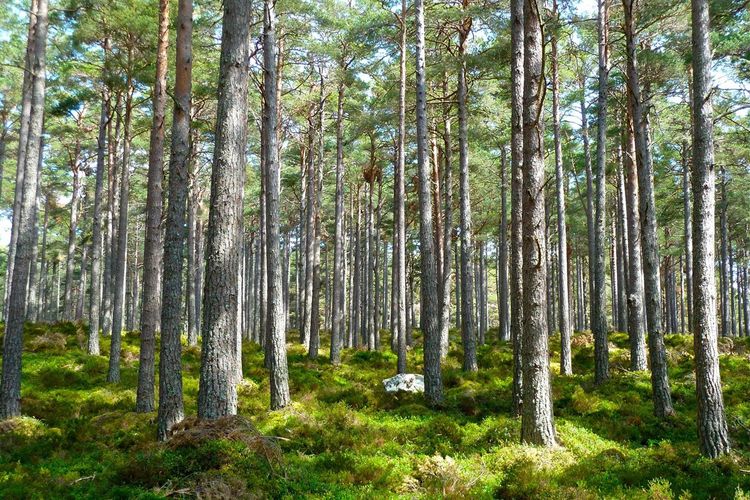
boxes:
[415,0,443,406]
[510,0,524,417]
[623,111,648,371]
[263,0,291,410]
[458,6,478,373]
[157,0,191,440]
[331,81,346,366]
[623,0,674,418]
[137,0,170,414]
[197,0,251,419]
[592,0,609,385]
[394,0,408,374]
[88,62,110,356]
[0,0,47,419]
[520,0,556,447]
[107,66,134,384]
[691,0,730,458]
[551,4,571,375]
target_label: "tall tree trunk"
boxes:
[64,152,82,320]
[88,56,110,355]
[137,0,170,413]
[719,167,729,337]
[551,1,571,375]
[0,0,48,419]
[520,0,556,447]
[510,0,524,417]
[261,0,291,410]
[107,67,134,384]
[623,110,648,371]
[331,76,347,364]
[623,0,674,417]
[691,0,730,457]
[458,2,478,372]
[102,92,122,336]
[592,0,609,385]
[157,0,191,439]
[499,148,509,342]
[35,194,49,323]
[3,0,38,322]
[415,0,443,406]
[197,0,251,418]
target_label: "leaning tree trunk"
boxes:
[262,0,291,410]
[551,1,571,375]
[137,0,170,414]
[415,0,443,406]
[592,0,609,385]
[458,7,477,372]
[63,155,82,320]
[623,0,674,418]
[0,0,48,419]
[157,0,191,440]
[691,0,730,458]
[510,0,524,417]
[197,0,251,419]
[520,0,556,447]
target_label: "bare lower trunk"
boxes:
[157,0,191,439]
[415,0,443,406]
[510,0,524,416]
[198,0,251,418]
[520,0,555,447]
[691,0,730,458]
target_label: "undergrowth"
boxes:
[1,322,750,498]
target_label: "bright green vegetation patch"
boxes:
[2,323,750,498]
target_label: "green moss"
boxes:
[2,321,750,498]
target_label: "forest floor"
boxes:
[2,324,750,499]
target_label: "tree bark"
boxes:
[592,0,609,385]
[157,0,191,440]
[198,0,251,418]
[510,0,524,416]
[262,0,291,410]
[0,0,48,419]
[691,0,730,457]
[137,0,170,413]
[623,0,674,417]
[520,0,556,447]
[551,2,571,375]
[415,0,443,406]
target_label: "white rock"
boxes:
[382,373,425,394]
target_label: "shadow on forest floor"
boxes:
[2,322,750,498]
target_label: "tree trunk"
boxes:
[0,0,48,419]
[623,110,648,371]
[499,148,509,342]
[458,3,478,372]
[107,68,134,384]
[691,0,730,457]
[137,0,170,413]
[261,0,291,410]
[157,0,191,439]
[623,0,674,417]
[415,0,443,406]
[197,0,251,418]
[64,151,82,320]
[520,0,556,447]
[510,0,524,417]
[551,2,571,375]
[592,0,609,385]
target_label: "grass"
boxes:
[1,322,750,498]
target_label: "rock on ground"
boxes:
[382,373,424,394]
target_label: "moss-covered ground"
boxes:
[2,322,750,498]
